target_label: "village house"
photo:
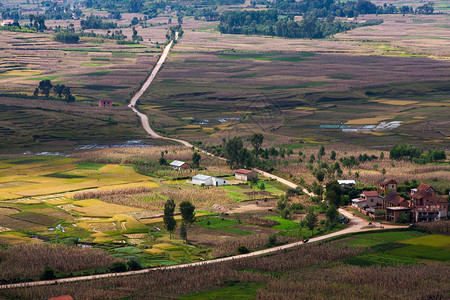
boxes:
[382,191,405,209]
[337,179,356,188]
[98,98,112,107]
[169,160,190,170]
[377,178,397,195]
[384,183,448,223]
[386,206,412,223]
[1,20,14,26]
[235,169,258,181]
[352,190,382,210]
[190,174,228,186]
[409,183,448,222]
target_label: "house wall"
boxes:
[192,178,213,186]
[212,178,228,186]
[365,196,382,207]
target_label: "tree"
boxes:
[179,201,196,225]
[249,133,264,151]
[305,208,318,234]
[326,205,338,226]
[179,222,187,243]
[40,266,56,280]
[38,79,53,97]
[330,151,336,160]
[53,84,65,100]
[163,199,176,238]
[315,170,325,182]
[398,212,410,223]
[318,145,325,157]
[325,180,343,207]
[192,152,201,168]
[33,88,39,97]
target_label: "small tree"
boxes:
[330,150,336,160]
[249,133,264,151]
[315,170,325,182]
[40,266,56,280]
[192,152,201,168]
[38,79,53,97]
[163,199,176,238]
[179,201,196,225]
[53,84,65,100]
[305,208,318,235]
[259,182,265,191]
[318,145,325,157]
[398,212,410,223]
[179,222,187,243]
[326,205,338,226]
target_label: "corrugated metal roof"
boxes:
[338,180,355,184]
[170,160,186,167]
[192,174,211,181]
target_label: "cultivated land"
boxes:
[141,14,450,149]
[0,0,449,298]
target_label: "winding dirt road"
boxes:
[0,35,407,291]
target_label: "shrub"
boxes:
[127,259,142,271]
[238,246,250,254]
[40,266,56,280]
[110,262,128,272]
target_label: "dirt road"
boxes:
[0,209,405,290]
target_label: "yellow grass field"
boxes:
[72,199,143,217]
[0,158,156,199]
[372,100,419,106]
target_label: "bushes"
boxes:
[54,31,80,44]
[238,246,250,254]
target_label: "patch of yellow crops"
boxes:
[295,106,316,110]
[372,99,418,105]
[417,102,450,107]
[345,114,397,125]
[2,69,43,76]
[144,248,165,255]
[72,200,142,217]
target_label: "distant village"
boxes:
[169,160,448,224]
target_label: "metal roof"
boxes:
[192,174,212,181]
[170,160,186,167]
[338,180,355,184]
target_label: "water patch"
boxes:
[320,121,402,132]
[76,140,156,150]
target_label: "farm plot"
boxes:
[0,31,159,104]
[0,156,158,200]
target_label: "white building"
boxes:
[190,174,228,186]
[337,180,356,188]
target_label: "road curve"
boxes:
[0,209,404,290]
[0,33,406,291]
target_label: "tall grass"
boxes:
[0,243,121,282]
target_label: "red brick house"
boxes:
[382,191,406,209]
[377,178,397,195]
[408,183,448,222]
[386,206,412,223]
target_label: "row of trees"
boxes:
[390,144,446,164]
[218,10,382,39]
[54,31,80,43]
[163,200,195,243]
[34,80,75,102]
[80,14,118,30]
[273,0,435,17]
